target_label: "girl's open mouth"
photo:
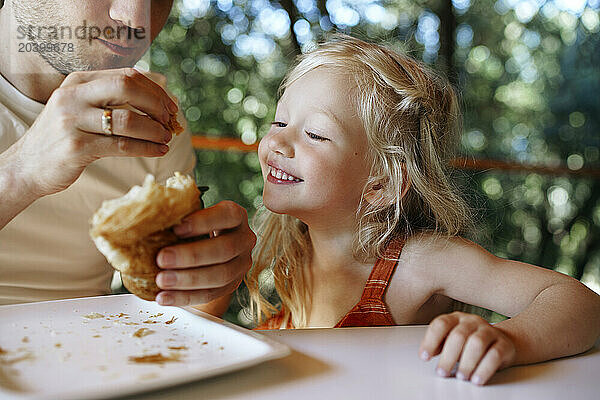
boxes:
[267,165,303,184]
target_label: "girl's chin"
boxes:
[263,201,304,219]
[263,202,294,215]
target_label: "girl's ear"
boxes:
[364,182,388,207]
[364,174,411,207]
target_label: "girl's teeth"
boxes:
[269,166,301,182]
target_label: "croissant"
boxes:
[90,173,201,300]
[166,112,184,135]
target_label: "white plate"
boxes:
[0,294,289,400]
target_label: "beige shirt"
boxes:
[0,72,196,305]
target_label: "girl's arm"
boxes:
[408,235,600,384]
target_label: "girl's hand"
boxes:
[419,311,516,385]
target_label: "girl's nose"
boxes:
[267,130,295,158]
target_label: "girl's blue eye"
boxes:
[271,121,287,128]
[306,131,330,142]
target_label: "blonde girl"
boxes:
[245,34,600,385]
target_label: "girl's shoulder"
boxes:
[384,233,468,322]
[397,232,478,276]
[388,233,486,298]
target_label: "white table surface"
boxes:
[123,325,600,400]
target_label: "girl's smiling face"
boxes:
[258,67,371,228]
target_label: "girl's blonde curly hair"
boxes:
[245,34,473,328]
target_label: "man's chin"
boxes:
[39,44,145,75]
[94,57,140,71]
[79,50,144,71]
[44,54,140,75]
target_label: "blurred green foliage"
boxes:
[144,0,600,326]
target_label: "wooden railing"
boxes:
[191,136,258,152]
[448,157,600,178]
[192,135,600,178]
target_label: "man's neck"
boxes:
[0,5,65,104]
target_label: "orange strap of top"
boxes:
[359,238,405,301]
[333,238,405,328]
[254,238,406,330]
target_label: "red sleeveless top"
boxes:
[254,238,405,330]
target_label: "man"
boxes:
[0,0,255,315]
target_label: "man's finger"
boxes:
[172,200,248,238]
[78,108,172,144]
[155,277,242,307]
[156,226,252,269]
[419,313,459,361]
[155,253,251,290]
[91,135,169,158]
[62,68,177,115]
[75,72,174,126]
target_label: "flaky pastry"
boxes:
[90,173,200,300]
[166,112,184,135]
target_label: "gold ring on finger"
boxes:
[101,109,113,136]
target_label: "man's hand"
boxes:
[154,201,256,308]
[419,311,516,385]
[14,67,177,198]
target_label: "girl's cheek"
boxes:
[257,140,268,165]
[259,162,269,179]
[257,152,273,181]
